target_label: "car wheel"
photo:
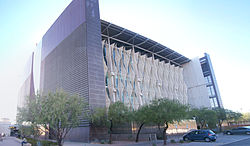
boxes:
[246,131,250,135]
[226,131,232,135]
[184,137,189,141]
[205,137,211,142]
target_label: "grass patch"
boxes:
[26,137,58,146]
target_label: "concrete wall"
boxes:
[183,57,211,108]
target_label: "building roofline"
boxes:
[101,20,190,67]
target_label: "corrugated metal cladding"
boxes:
[42,0,86,61]
[41,22,88,98]
[86,0,106,109]
[41,23,89,126]
[40,0,106,130]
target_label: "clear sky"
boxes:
[0,0,249,122]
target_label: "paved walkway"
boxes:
[64,139,181,146]
[64,141,179,146]
[2,134,249,146]
[0,136,20,146]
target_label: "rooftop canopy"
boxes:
[101,20,190,67]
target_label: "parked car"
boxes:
[183,129,217,142]
[224,126,250,135]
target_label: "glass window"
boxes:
[105,74,109,86]
[207,87,211,96]
[205,76,212,84]
[103,45,107,65]
[213,98,218,107]
[211,87,215,95]
[210,97,218,107]
[208,130,215,134]
[207,86,215,97]
[122,52,124,63]
[119,62,121,73]
[116,76,118,88]
[122,92,124,103]
[106,88,110,99]
[210,98,215,107]
[113,48,116,66]
[189,131,196,135]
[117,90,119,99]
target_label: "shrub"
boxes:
[100,139,105,144]
[26,138,37,146]
[170,139,176,143]
[26,137,57,146]
[128,135,133,140]
[156,134,163,140]
[41,140,58,145]
[179,139,184,143]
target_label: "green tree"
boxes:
[213,107,227,132]
[149,99,189,145]
[17,94,43,138]
[133,105,153,142]
[91,107,109,127]
[189,108,217,129]
[17,90,88,146]
[213,108,242,132]
[91,102,130,144]
[226,111,242,124]
[241,113,250,121]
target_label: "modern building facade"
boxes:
[200,53,223,108]
[18,52,35,108]
[18,0,222,142]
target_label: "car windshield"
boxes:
[233,127,245,130]
[208,130,215,134]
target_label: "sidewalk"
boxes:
[64,137,184,146]
[64,141,181,146]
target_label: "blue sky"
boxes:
[0,0,249,122]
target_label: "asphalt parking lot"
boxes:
[180,133,250,146]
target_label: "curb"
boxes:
[14,137,32,146]
[14,137,23,143]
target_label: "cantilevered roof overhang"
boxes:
[101,20,190,67]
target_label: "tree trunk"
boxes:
[57,138,62,146]
[57,130,63,146]
[109,120,113,144]
[200,121,205,129]
[163,122,168,145]
[136,123,144,142]
[219,120,223,132]
[158,123,161,131]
